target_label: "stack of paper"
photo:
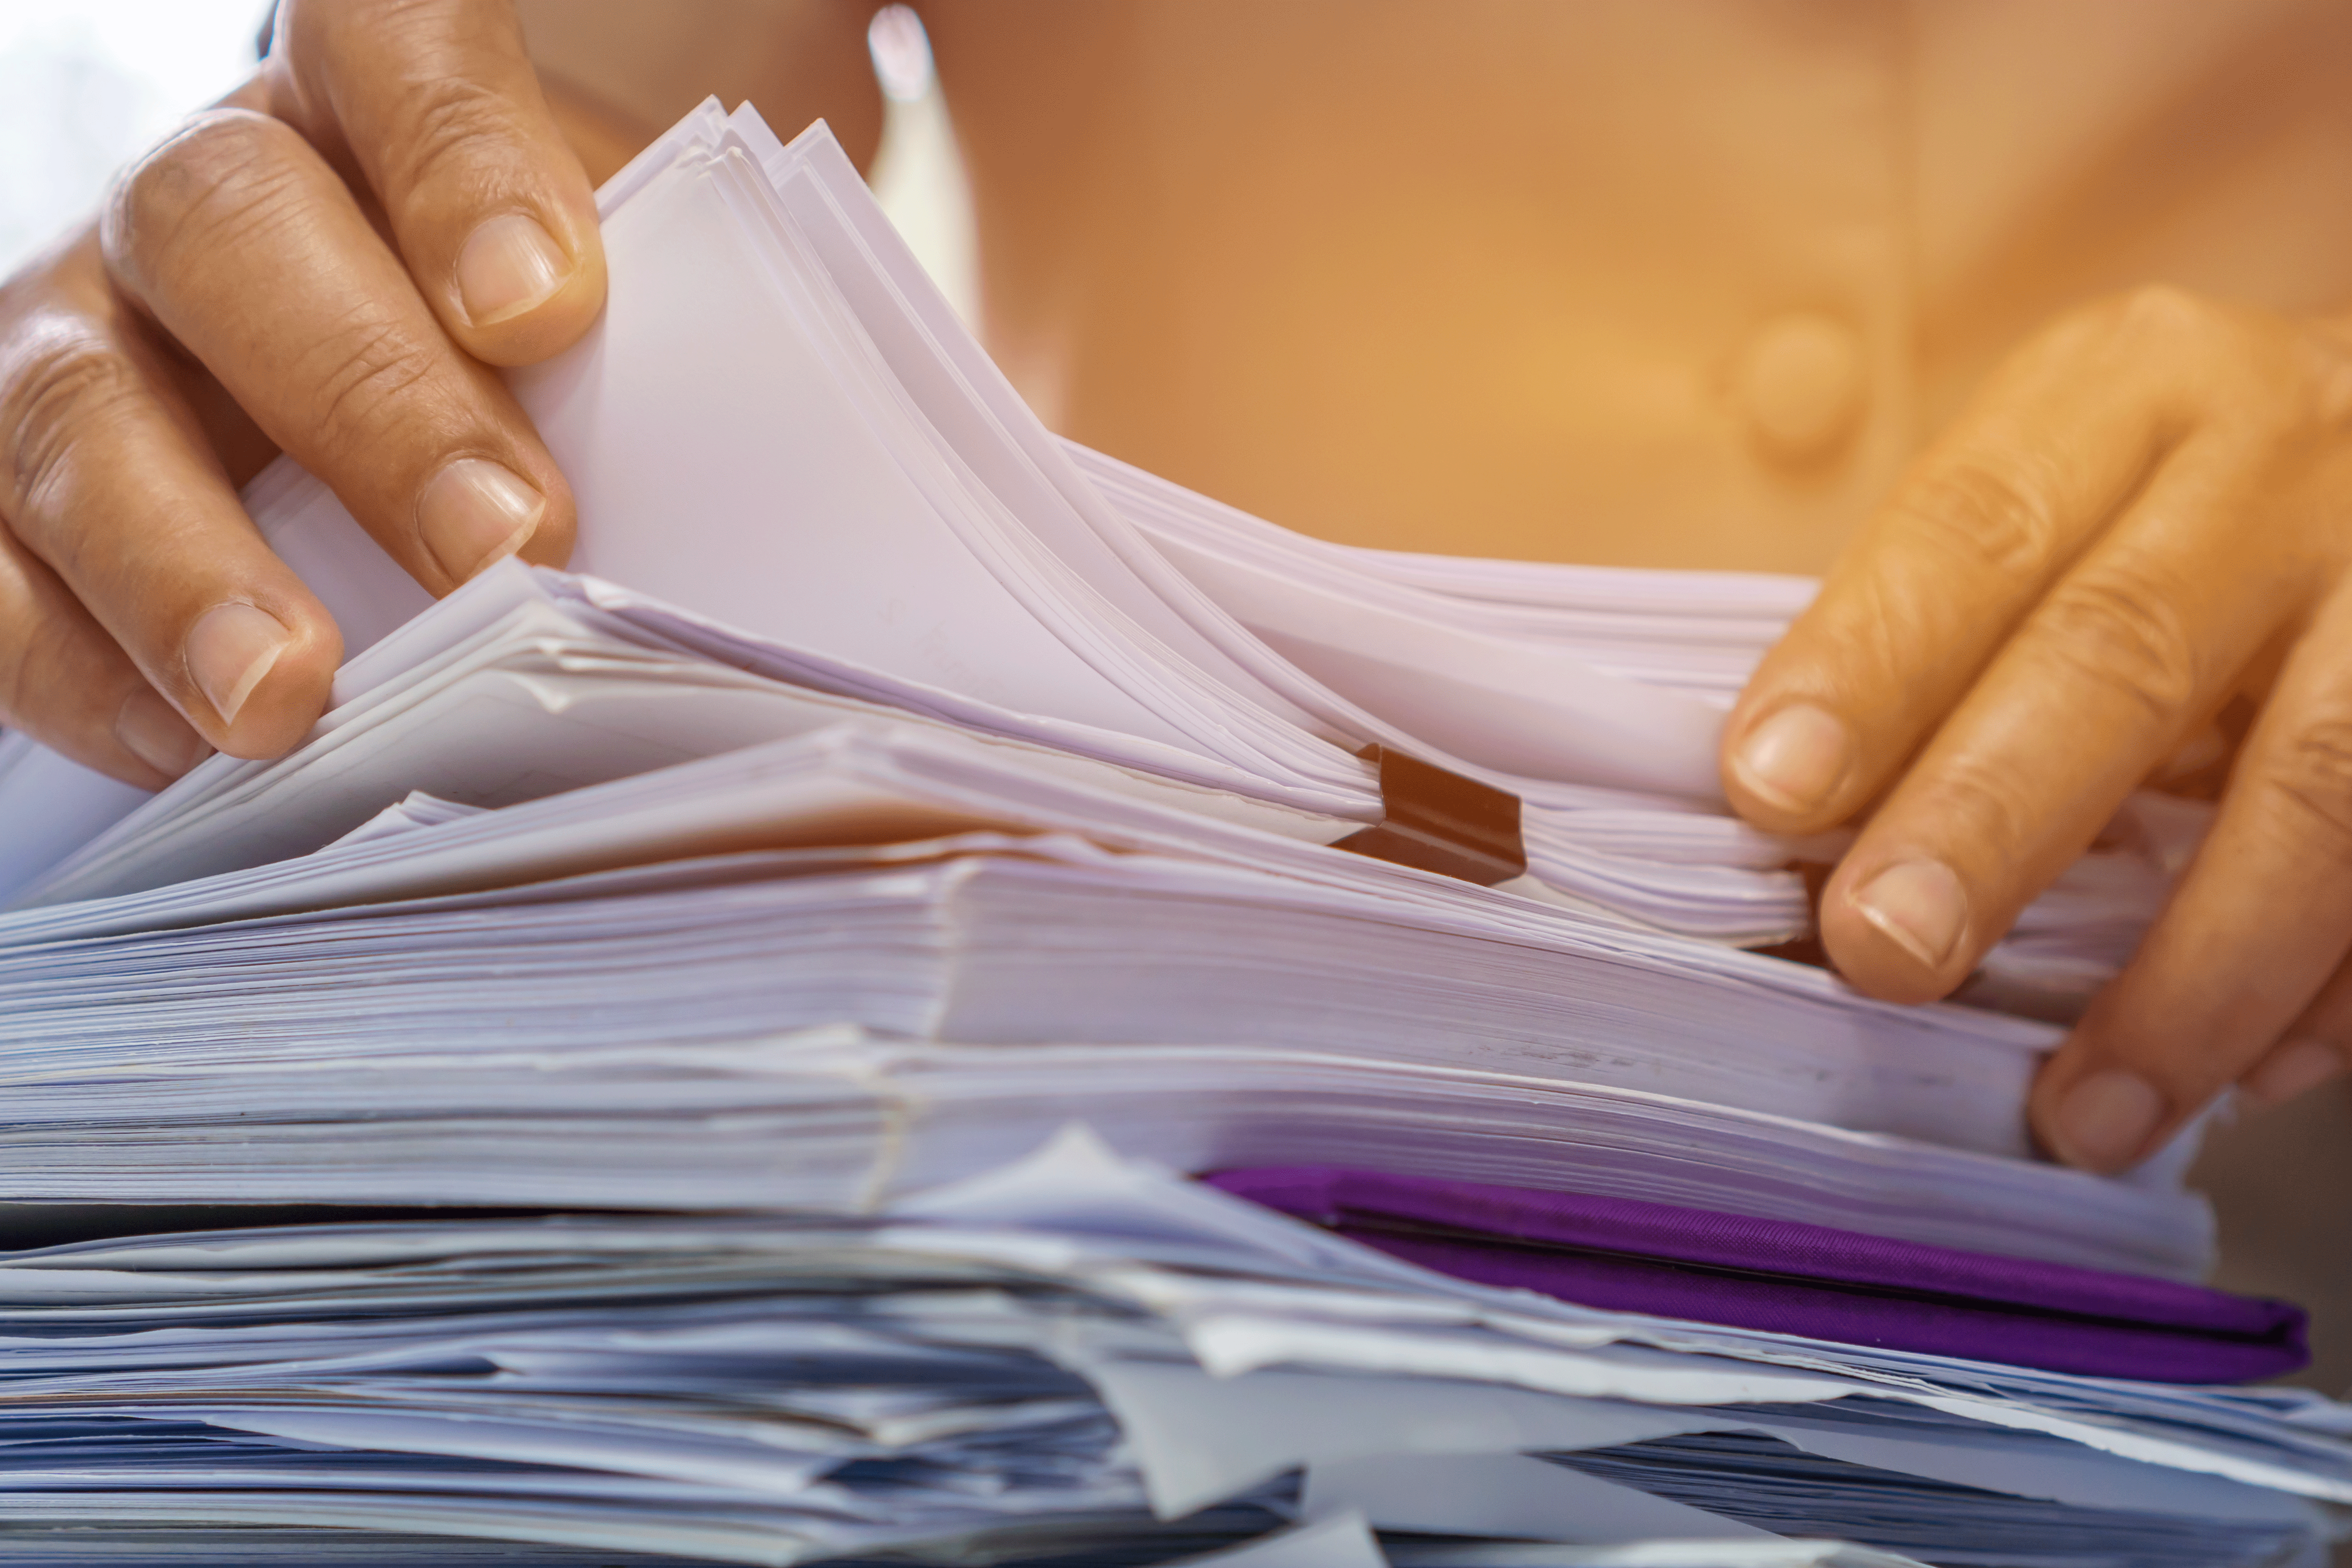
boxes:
[0,101,2337,1566]
[0,1134,2338,1568]
[0,676,2208,1272]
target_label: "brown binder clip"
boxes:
[1335,744,1527,886]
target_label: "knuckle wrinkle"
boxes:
[2029,568,2201,725]
[298,313,439,460]
[0,319,146,522]
[2262,719,2352,865]
[381,75,522,201]
[111,110,308,282]
[1888,459,2059,583]
[1912,758,2034,864]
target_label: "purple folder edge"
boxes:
[1204,1165,2306,1385]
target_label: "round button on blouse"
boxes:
[1733,312,1866,462]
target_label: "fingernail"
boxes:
[456,212,569,327]
[1847,858,1968,971]
[114,686,211,777]
[2052,1068,2167,1171]
[418,458,544,583]
[2244,1037,2345,1108]
[185,602,291,726]
[1732,703,1851,815]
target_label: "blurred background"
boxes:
[0,0,261,275]
[0,0,977,318]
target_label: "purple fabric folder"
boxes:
[1204,1166,2306,1384]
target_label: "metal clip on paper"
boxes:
[1335,744,1527,886]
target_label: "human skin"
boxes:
[0,0,2343,1169]
[1722,291,2352,1170]
[0,0,604,782]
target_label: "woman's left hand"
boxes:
[1720,284,2352,1173]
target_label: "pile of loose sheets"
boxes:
[0,103,2340,1567]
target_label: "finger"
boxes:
[0,249,340,758]
[2242,1040,2348,1113]
[2030,578,2352,1169]
[1723,295,2200,835]
[103,109,575,596]
[0,525,210,788]
[1815,432,2300,1005]
[270,0,607,366]
[2240,958,2352,1108]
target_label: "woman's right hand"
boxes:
[0,0,602,786]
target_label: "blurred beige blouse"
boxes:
[529,0,2352,573]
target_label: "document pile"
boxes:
[0,103,2341,1566]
